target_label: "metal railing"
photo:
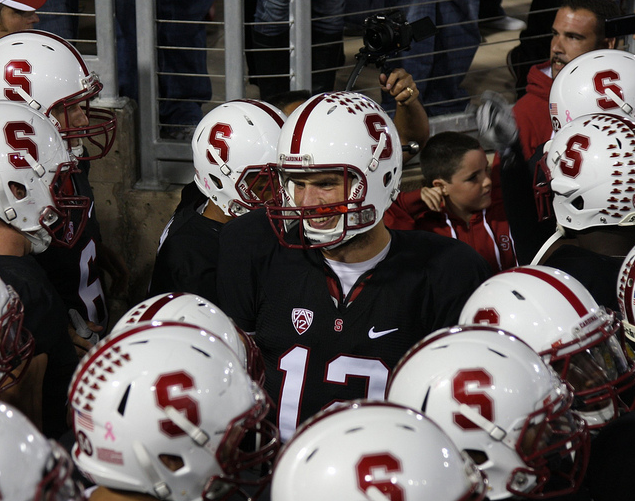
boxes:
[40,0,635,189]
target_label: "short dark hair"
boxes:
[267,90,312,114]
[419,132,482,187]
[559,0,622,40]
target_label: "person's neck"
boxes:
[574,228,635,257]
[444,198,473,225]
[89,486,158,501]
[321,222,391,263]
[0,223,30,256]
[202,199,232,223]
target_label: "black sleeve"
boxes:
[217,209,277,332]
[148,231,221,303]
[500,140,556,264]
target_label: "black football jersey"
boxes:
[218,209,491,440]
[543,245,622,313]
[148,183,224,303]
[34,159,108,329]
[0,255,79,439]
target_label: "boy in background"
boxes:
[385,131,517,273]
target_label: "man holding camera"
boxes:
[380,0,481,116]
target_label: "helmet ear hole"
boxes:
[571,196,584,211]
[383,171,392,187]
[464,449,489,465]
[209,174,223,190]
[8,182,26,200]
[159,454,185,472]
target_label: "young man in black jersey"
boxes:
[0,30,125,350]
[147,98,286,303]
[217,91,491,441]
[0,101,87,440]
[531,113,635,313]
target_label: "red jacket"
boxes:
[513,61,554,161]
[385,190,518,273]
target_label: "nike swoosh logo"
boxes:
[368,327,398,339]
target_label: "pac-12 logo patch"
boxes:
[292,308,313,335]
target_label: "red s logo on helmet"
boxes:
[559,134,590,178]
[593,70,624,110]
[3,60,32,102]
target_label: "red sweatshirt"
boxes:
[385,190,518,273]
[513,61,554,161]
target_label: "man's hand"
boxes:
[381,68,429,164]
[68,316,103,358]
[379,68,419,106]
[476,91,518,152]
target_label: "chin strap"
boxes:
[365,486,391,501]
[132,440,171,500]
[207,145,231,176]
[24,152,45,177]
[163,405,216,456]
[605,88,634,117]
[530,227,565,266]
[14,87,42,111]
[368,132,386,172]
[459,404,517,450]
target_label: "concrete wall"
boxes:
[88,99,182,328]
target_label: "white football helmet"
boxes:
[537,113,635,232]
[0,277,34,391]
[387,326,590,500]
[459,265,635,429]
[0,401,84,501]
[617,245,635,343]
[0,100,90,253]
[192,99,285,217]
[68,321,279,501]
[110,292,265,385]
[549,49,635,132]
[0,29,117,160]
[266,91,402,249]
[272,400,488,501]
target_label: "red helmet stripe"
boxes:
[139,292,185,322]
[232,99,285,128]
[68,320,191,400]
[507,267,589,316]
[291,94,328,154]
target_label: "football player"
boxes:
[388,325,591,500]
[147,98,285,303]
[0,29,124,351]
[68,321,279,501]
[217,91,491,441]
[110,291,265,385]
[0,276,34,393]
[271,400,488,501]
[0,400,85,501]
[531,113,635,312]
[460,265,635,430]
[0,100,87,438]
